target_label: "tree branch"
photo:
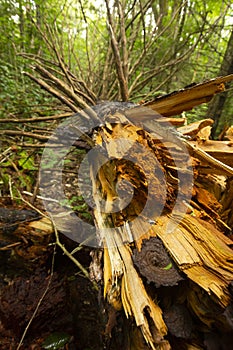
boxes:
[105,0,129,101]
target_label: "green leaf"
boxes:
[163,262,173,270]
[81,212,92,221]
[74,203,88,211]
[18,151,36,170]
[42,332,70,350]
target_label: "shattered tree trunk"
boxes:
[2,73,233,349]
[88,77,233,349]
[89,107,233,349]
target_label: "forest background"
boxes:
[0,2,233,349]
[0,0,233,136]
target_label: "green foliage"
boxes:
[0,148,37,197]
[0,0,232,121]
[42,331,70,350]
[59,194,92,222]
[0,0,56,119]
[18,150,37,170]
[185,103,209,123]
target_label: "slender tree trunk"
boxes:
[19,0,25,50]
[207,29,233,138]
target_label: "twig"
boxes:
[0,113,72,123]
[117,1,128,83]
[52,219,98,288]
[34,64,90,110]
[105,0,129,101]
[24,71,79,112]
[0,147,13,162]
[78,0,92,84]
[16,143,64,148]
[18,191,50,218]
[0,242,21,251]
[101,43,113,98]
[18,194,97,290]
[0,129,52,141]
[22,191,63,203]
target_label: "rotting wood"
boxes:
[89,112,174,349]
[150,117,186,126]
[182,139,233,176]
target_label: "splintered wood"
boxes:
[155,215,233,307]
[91,115,171,349]
[142,74,233,118]
[90,76,233,350]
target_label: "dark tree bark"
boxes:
[206,29,233,138]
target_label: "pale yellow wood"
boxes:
[155,218,201,266]
[154,215,233,307]
[185,265,230,306]
[189,140,233,167]
[178,118,214,137]
[28,217,53,233]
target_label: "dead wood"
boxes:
[155,117,186,126]
[0,129,53,141]
[84,94,233,349]
[24,71,80,112]
[0,113,72,123]
[2,74,233,349]
[189,140,233,167]
[142,74,233,117]
[182,139,233,176]
[177,118,214,138]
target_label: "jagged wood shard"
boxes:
[141,74,233,118]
